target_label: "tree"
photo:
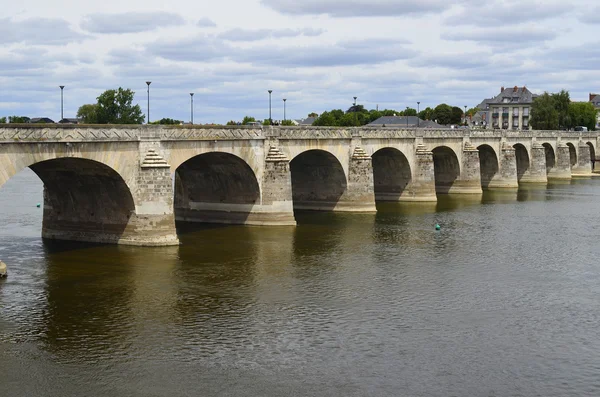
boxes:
[451,106,464,124]
[418,107,434,120]
[308,112,318,118]
[94,88,145,124]
[0,117,6,123]
[77,104,98,123]
[466,107,479,119]
[403,107,417,116]
[313,111,339,126]
[431,104,453,125]
[552,90,571,129]
[226,120,239,125]
[568,102,597,131]
[8,116,30,123]
[149,118,182,125]
[530,93,559,130]
[242,116,256,125]
[281,119,294,126]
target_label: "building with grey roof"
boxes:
[483,86,537,130]
[589,93,600,127]
[368,116,444,128]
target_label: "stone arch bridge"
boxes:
[0,125,597,246]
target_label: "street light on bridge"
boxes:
[59,85,65,121]
[283,98,287,122]
[146,81,151,124]
[190,93,194,125]
[353,96,357,106]
[417,101,420,127]
[268,90,273,125]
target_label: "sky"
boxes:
[1,0,599,124]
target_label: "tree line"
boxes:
[530,90,597,130]
[311,103,469,127]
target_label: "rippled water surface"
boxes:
[1,169,600,396]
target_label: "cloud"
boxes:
[261,0,452,17]
[448,1,571,26]
[0,17,87,45]
[444,25,560,48]
[197,17,217,27]
[218,27,324,41]
[81,11,185,34]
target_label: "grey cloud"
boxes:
[81,11,185,34]
[445,26,559,46]
[449,1,571,27]
[0,17,87,45]
[146,36,231,62]
[218,27,324,41]
[197,17,217,27]
[409,53,492,69]
[261,0,452,17]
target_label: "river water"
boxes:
[1,169,600,396]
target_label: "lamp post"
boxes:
[146,81,151,124]
[417,101,420,127]
[268,90,273,125]
[464,105,467,125]
[353,96,357,106]
[190,93,194,125]
[59,85,65,121]
[283,98,287,122]
[406,107,409,128]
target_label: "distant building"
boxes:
[59,118,81,124]
[588,93,600,127]
[368,116,443,128]
[480,86,537,130]
[29,117,55,124]
[295,117,316,125]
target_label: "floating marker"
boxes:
[435,224,441,231]
[36,203,41,208]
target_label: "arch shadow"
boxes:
[26,158,135,244]
[289,149,347,212]
[477,144,499,189]
[542,143,556,174]
[587,142,596,171]
[432,146,460,194]
[174,152,260,225]
[566,143,577,167]
[372,147,411,201]
[513,144,530,182]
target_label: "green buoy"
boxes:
[435,224,441,231]
[36,203,41,208]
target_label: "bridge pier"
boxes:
[450,143,483,194]
[403,144,437,201]
[488,144,519,188]
[334,146,377,212]
[547,144,572,180]
[572,142,592,177]
[519,144,548,183]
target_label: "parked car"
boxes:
[574,126,589,132]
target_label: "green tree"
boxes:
[226,120,239,125]
[242,116,256,125]
[530,93,559,130]
[0,117,6,123]
[404,107,417,116]
[313,111,339,126]
[94,88,145,124]
[76,104,98,123]
[418,107,434,120]
[466,107,479,118]
[281,119,294,126]
[8,116,30,123]
[552,90,571,129]
[451,106,464,124]
[568,102,597,131]
[149,118,182,125]
[431,104,453,125]
[308,112,318,118]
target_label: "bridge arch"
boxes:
[174,152,261,224]
[587,142,596,170]
[371,147,411,201]
[432,146,460,194]
[0,157,136,244]
[289,149,347,211]
[542,143,556,174]
[566,143,577,167]
[477,144,499,189]
[513,144,530,182]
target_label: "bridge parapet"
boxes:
[0,124,141,142]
